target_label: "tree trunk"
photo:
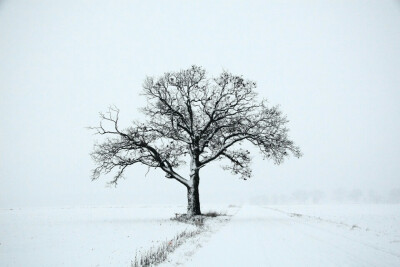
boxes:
[187,183,201,216]
[187,165,201,216]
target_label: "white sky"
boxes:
[1,0,399,208]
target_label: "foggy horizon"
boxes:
[1,0,400,208]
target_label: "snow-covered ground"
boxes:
[270,204,400,238]
[0,205,196,266]
[1,204,399,266]
[179,205,400,267]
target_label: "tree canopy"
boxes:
[90,66,301,189]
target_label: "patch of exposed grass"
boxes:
[131,228,202,267]
[171,211,227,226]
[203,211,227,217]
[171,214,205,226]
[132,211,230,266]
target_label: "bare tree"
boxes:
[90,66,301,216]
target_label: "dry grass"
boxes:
[203,211,227,217]
[171,214,205,226]
[171,211,227,226]
[131,228,202,267]
[132,211,228,266]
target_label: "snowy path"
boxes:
[184,206,400,267]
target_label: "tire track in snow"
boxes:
[265,207,400,259]
[185,206,400,267]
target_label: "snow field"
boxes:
[179,205,400,266]
[0,206,194,266]
[1,204,399,266]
